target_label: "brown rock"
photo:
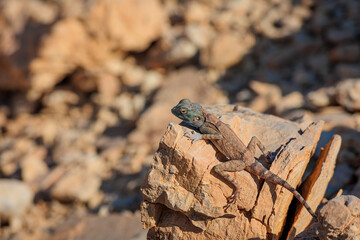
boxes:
[200,31,255,69]
[21,146,49,182]
[330,44,360,62]
[51,212,145,240]
[0,179,34,232]
[248,81,282,113]
[318,195,360,239]
[287,135,341,238]
[28,0,167,99]
[141,104,327,238]
[51,168,101,203]
[335,79,360,112]
[85,0,167,52]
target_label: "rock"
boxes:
[0,179,34,231]
[256,3,311,39]
[21,146,49,182]
[85,0,167,52]
[275,91,304,115]
[326,163,354,197]
[336,64,360,79]
[200,31,255,69]
[330,44,360,62]
[185,24,215,49]
[42,89,80,108]
[51,168,102,203]
[141,104,328,238]
[306,87,335,109]
[184,1,211,24]
[28,0,167,100]
[318,195,360,239]
[95,72,121,106]
[335,79,360,112]
[295,195,360,239]
[313,107,358,131]
[139,27,198,68]
[287,135,341,238]
[50,211,145,240]
[248,81,282,113]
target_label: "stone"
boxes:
[200,31,255,69]
[51,168,101,203]
[0,179,34,231]
[295,195,360,239]
[330,44,360,62]
[21,146,49,182]
[287,135,341,238]
[318,195,360,239]
[141,104,329,238]
[51,211,145,240]
[335,79,360,112]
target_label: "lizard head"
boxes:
[171,99,205,128]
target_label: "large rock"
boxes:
[296,195,360,239]
[141,104,338,239]
[0,179,34,231]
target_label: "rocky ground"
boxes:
[0,0,359,239]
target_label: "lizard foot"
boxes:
[184,131,203,143]
[265,151,276,164]
[223,190,241,211]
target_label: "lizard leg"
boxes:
[247,136,274,163]
[213,160,246,210]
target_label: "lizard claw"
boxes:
[265,151,276,164]
[224,190,241,211]
[184,131,203,143]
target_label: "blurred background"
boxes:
[0,0,359,239]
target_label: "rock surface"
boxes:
[0,179,34,231]
[295,195,360,240]
[141,104,338,239]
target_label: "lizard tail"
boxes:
[247,163,318,220]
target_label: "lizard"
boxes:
[171,98,318,220]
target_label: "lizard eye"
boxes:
[193,116,200,121]
[180,108,186,114]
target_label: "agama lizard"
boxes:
[171,99,317,220]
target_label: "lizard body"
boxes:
[171,99,317,220]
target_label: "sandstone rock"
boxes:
[295,195,360,239]
[335,79,360,112]
[306,88,335,109]
[0,179,34,231]
[313,107,358,131]
[28,0,167,100]
[318,195,360,239]
[141,104,330,239]
[287,135,341,238]
[50,211,145,240]
[275,91,305,115]
[200,31,255,69]
[85,0,167,52]
[51,168,101,203]
[248,81,282,113]
[21,146,48,182]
